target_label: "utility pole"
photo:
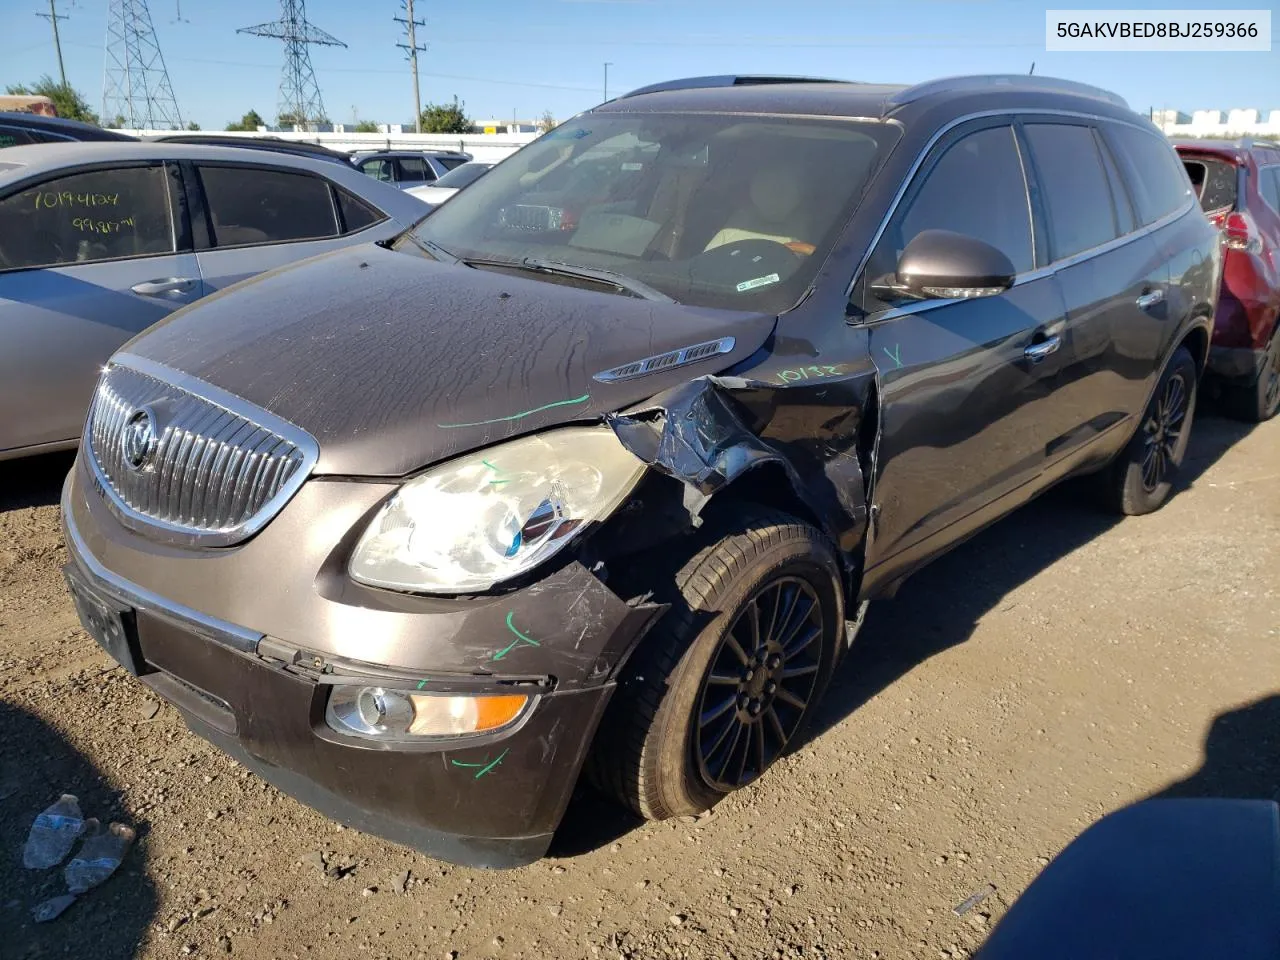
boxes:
[35,0,68,88]
[395,0,425,134]
[603,61,612,102]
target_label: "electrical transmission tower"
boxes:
[102,0,184,129]
[238,0,346,130]
[394,0,426,134]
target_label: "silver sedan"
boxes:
[0,141,429,460]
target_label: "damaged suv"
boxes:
[62,74,1219,868]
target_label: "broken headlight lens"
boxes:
[348,426,646,593]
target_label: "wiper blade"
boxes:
[519,257,675,303]
[397,232,465,266]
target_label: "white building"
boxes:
[1155,107,1280,139]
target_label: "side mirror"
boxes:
[882,228,1017,301]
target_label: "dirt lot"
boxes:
[2,410,1277,960]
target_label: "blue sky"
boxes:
[5,0,1278,129]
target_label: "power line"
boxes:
[102,0,184,129]
[34,0,69,88]
[394,0,426,133]
[238,0,346,129]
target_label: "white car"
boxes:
[405,161,493,206]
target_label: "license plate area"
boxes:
[63,566,148,677]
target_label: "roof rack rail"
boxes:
[618,75,852,100]
[891,74,1129,109]
[1240,136,1280,151]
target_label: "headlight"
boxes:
[325,686,530,740]
[349,426,645,593]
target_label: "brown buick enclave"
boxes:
[63,74,1219,867]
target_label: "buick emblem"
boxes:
[122,408,158,471]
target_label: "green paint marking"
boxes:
[488,479,510,485]
[450,748,510,779]
[883,344,903,369]
[416,679,429,690]
[491,611,542,661]
[438,394,590,430]
[481,459,501,472]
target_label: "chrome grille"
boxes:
[85,356,319,547]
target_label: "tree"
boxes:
[225,109,264,132]
[419,97,471,134]
[353,119,379,133]
[539,109,557,132]
[5,76,98,124]
[186,121,201,131]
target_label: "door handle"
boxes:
[130,277,196,296]
[1024,336,1061,363]
[1136,289,1165,310]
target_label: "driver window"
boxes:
[0,164,174,272]
[867,125,1033,304]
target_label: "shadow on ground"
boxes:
[553,412,1256,855]
[0,450,75,512]
[806,410,1253,742]
[1153,694,1280,803]
[0,701,155,959]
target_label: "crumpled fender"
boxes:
[605,369,876,573]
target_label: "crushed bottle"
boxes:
[64,821,136,894]
[22,794,85,869]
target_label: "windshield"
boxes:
[403,113,898,312]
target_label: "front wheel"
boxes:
[1103,346,1198,516]
[587,507,843,820]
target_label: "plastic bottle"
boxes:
[22,794,84,869]
[64,821,136,894]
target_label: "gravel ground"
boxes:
[2,411,1277,960]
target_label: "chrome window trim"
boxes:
[87,352,320,548]
[847,106,1196,322]
[63,483,262,655]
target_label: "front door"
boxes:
[0,161,202,454]
[854,122,1069,579]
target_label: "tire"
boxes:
[588,506,843,820]
[1225,332,1280,423]
[1103,346,1198,516]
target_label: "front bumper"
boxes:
[61,461,660,868]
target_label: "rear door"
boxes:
[0,161,201,454]
[857,120,1069,573]
[187,161,392,293]
[395,155,435,187]
[1017,119,1167,467]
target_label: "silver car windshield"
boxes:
[405,113,898,312]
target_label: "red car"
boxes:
[1176,138,1280,421]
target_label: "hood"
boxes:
[125,243,776,477]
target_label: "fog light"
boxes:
[325,686,529,741]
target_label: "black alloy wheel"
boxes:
[1140,370,1190,492]
[695,576,823,791]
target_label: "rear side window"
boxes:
[1107,124,1193,224]
[436,156,468,172]
[1181,156,1238,212]
[336,189,384,233]
[397,156,434,182]
[1023,123,1119,260]
[198,165,338,246]
[871,124,1033,290]
[0,164,174,271]
[1260,167,1280,213]
[359,158,395,182]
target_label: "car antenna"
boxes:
[1028,61,1035,75]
